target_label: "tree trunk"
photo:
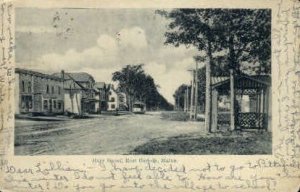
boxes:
[205,41,212,133]
[230,69,235,131]
[194,60,199,120]
[190,74,195,119]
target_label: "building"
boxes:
[106,84,128,111]
[15,68,64,115]
[53,71,98,115]
[107,84,119,111]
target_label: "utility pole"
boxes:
[183,89,186,112]
[186,86,189,113]
[194,60,199,120]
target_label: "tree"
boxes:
[112,64,173,111]
[112,64,145,111]
[173,84,189,110]
[214,9,271,74]
[159,9,222,132]
[159,9,271,132]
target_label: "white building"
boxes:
[107,85,119,111]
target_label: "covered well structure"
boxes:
[210,72,271,131]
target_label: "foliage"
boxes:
[159,9,271,75]
[112,64,173,111]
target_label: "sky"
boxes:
[15,8,203,104]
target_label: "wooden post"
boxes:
[230,69,235,131]
[186,87,189,113]
[184,89,187,112]
[31,75,34,112]
[194,61,199,120]
[267,86,272,132]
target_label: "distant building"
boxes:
[107,84,118,111]
[53,71,98,115]
[106,84,128,111]
[15,68,64,115]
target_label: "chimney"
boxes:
[61,70,65,80]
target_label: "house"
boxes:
[106,84,128,111]
[107,84,118,111]
[15,68,64,115]
[53,71,98,115]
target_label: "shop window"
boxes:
[43,100,48,110]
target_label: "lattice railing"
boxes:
[236,112,266,129]
[217,112,230,125]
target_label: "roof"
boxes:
[211,76,229,85]
[15,68,62,81]
[211,74,271,89]
[94,82,105,89]
[63,79,83,90]
[53,72,95,82]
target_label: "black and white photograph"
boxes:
[14,8,272,155]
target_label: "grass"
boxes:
[131,130,272,155]
[161,111,205,122]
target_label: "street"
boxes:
[15,112,203,155]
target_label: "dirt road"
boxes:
[15,112,203,155]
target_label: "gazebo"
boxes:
[210,70,271,131]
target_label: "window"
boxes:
[43,100,48,110]
[110,97,115,102]
[28,81,32,93]
[52,86,54,94]
[46,85,49,93]
[22,81,25,92]
[111,104,115,109]
[58,86,61,94]
[29,100,32,109]
[58,102,62,109]
[53,100,56,109]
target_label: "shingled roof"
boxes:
[211,74,271,89]
[94,82,105,89]
[15,68,62,81]
[53,72,95,82]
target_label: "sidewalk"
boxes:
[15,114,70,121]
